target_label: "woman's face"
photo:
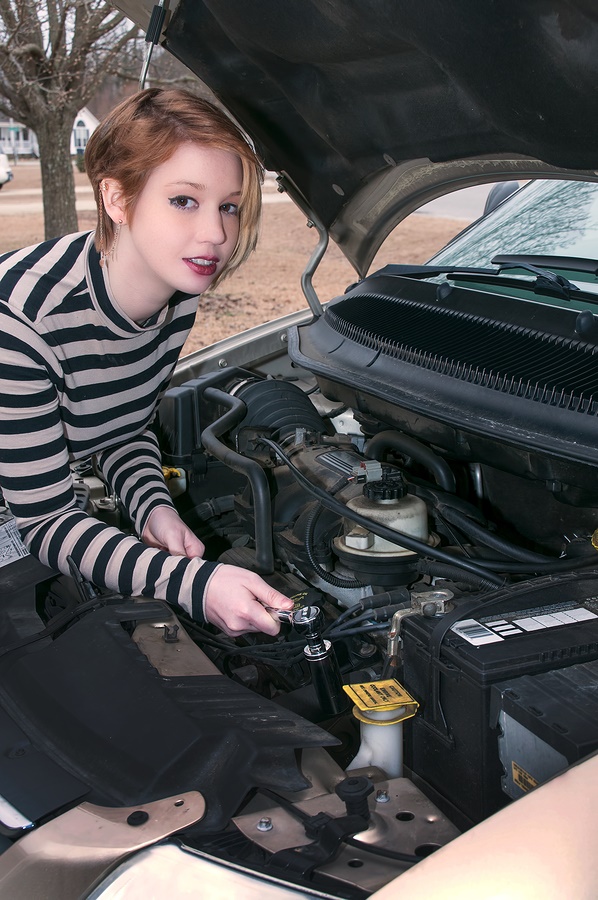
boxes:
[114,142,243,305]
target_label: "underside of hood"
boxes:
[116,0,598,273]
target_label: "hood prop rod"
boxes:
[300,211,327,317]
[276,173,327,317]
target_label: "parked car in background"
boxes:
[0,152,13,189]
[2,2,598,898]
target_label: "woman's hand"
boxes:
[142,508,293,637]
[142,505,205,558]
[203,564,294,637]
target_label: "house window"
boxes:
[74,120,89,150]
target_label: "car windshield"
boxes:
[428,179,598,270]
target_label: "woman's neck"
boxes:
[103,255,171,325]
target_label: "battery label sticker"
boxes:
[514,609,596,631]
[512,761,538,794]
[451,602,598,642]
[451,619,504,646]
[0,518,28,568]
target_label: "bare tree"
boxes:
[0,1,141,238]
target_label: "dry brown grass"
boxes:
[0,161,94,251]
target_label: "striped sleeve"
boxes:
[96,429,175,537]
[0,323,214,622]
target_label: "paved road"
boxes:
[0,184,96,215]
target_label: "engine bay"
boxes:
[2,266,598,896]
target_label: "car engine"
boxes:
[2,264,598,895]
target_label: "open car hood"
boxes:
[115,0,598,273]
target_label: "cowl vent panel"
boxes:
[325,293,598,415]
[289,275,598,469]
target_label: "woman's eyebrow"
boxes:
[167,180,242,197]
[167,180,207,190]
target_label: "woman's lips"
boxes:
[184,256,219,277]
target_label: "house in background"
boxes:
[0,107,100,160]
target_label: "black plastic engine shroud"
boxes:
[0,557,336,834]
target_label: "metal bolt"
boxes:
[280,331,288,343]
[375,789,391,804]
[422,602,438,618]
[218,358,228,368]
[256,816,273,832]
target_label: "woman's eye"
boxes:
[221,202,239,216]
[169,195,196,210]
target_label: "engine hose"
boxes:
[326,623,391,638]
[416,559,497,591]
[475,553,598,575]
[366,430,457,494]
[304,503,363,588]
[259,437,505,587]
[419,486,595,572]
[201,387,274,574]
[414,483,487,525]
[181,495,236,531]
[325,588,411,633]
[440,504,562,564]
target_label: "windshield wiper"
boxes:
[487,260,580,301]
[492,254,598,278]
[377,264,497,279]
[377,261,584,303]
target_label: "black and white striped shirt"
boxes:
[0,231,217,621]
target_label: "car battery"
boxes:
[491,658,598,801]
[401,571,598,827]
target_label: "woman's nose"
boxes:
[198,207,227,246]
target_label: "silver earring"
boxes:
[101,219,123,268]
[98,189,107,268]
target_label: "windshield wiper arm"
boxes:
[377,261,582,303]
[493,261,580,301]
[377,264,498,279]
[492,254,598,278]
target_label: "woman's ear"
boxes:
[101,179,128,225]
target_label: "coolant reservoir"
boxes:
[334,474,430,558]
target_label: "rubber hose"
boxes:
[440,504,559,564]
[304,503,363,588]
[260,436,504,587]
[416,558,497,592]
[366,430,456,493]
[201,387,274,573]
[414,483,487,525]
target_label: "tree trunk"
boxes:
[35,116,80,240]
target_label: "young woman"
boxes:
[0,88,292,636]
